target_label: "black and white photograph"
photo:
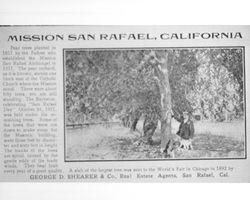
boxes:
[64,47,246,161]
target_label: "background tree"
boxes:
[187,48,243,121]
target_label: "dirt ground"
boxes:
[65,120,245,161]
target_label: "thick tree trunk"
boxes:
[143,115,157,144]
[158,66,172,151]
[152,52,172,153]
[130,117,139,131]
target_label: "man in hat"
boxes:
[176,111,194,150]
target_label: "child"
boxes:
[176,111,194,150]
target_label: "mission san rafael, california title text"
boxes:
[7,32,243,42]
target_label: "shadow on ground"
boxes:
[66,124,245,160]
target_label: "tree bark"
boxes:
[151,52,172,152]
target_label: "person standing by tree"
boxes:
[175,111,195,150]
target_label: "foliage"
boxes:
[187,49,243,121]
[65,48,244,124]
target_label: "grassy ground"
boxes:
[66,120,245,160]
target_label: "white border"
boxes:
[0,0,250,25]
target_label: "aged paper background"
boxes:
[0,0,250,200]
